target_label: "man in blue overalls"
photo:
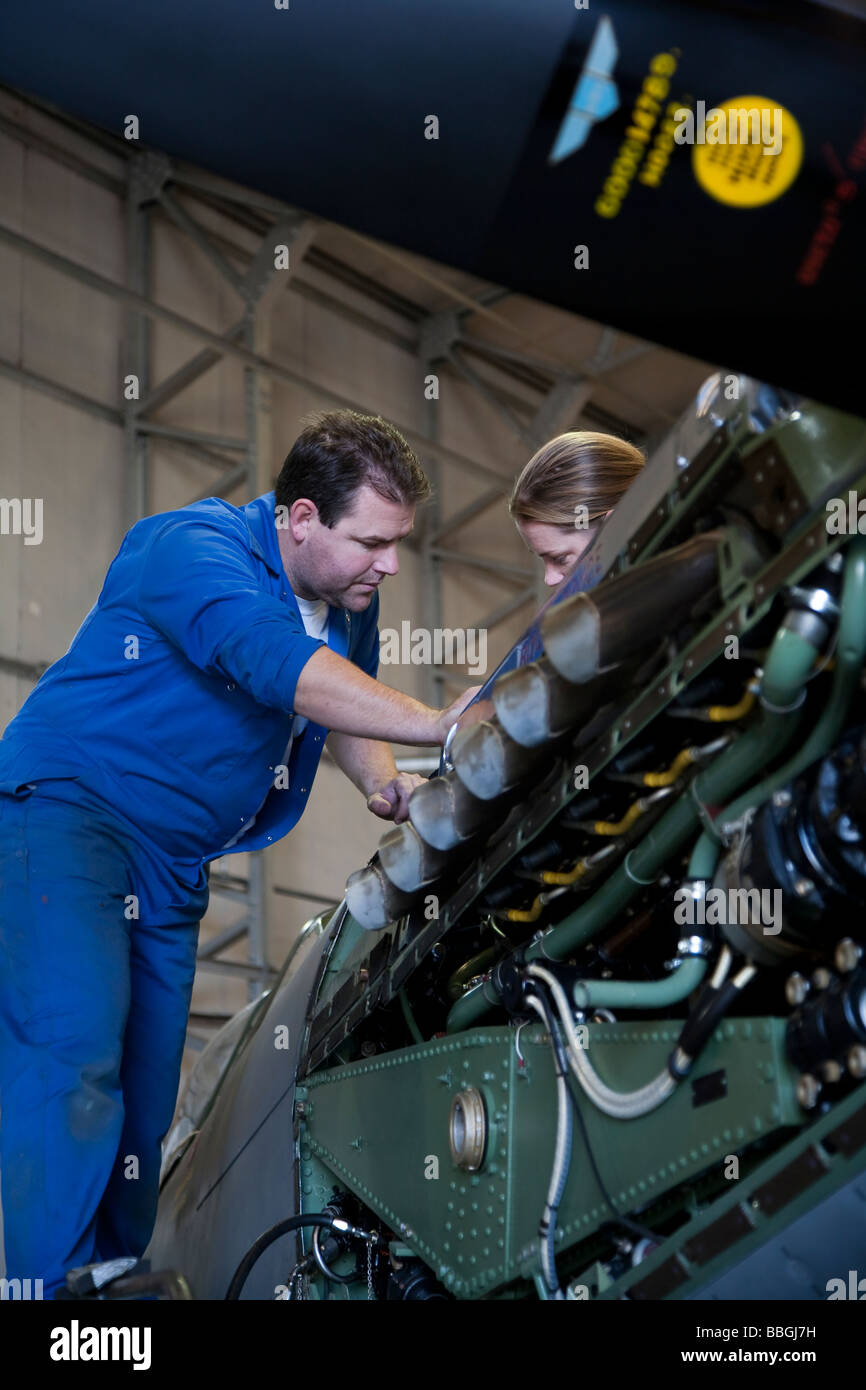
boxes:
[0,408,473,1297]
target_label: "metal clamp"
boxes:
[677,934,713,959]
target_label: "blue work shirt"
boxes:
[0,491,380,914]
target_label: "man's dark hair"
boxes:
[275,409,431,526]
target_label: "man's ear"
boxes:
[289,497,318,542]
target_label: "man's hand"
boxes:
[366,772,426,824]
[434,686,487,745]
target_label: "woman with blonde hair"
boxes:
[508,430,645,586]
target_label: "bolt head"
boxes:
[785,972,809,1007]
[835,938,862,974]
[847,1045,866,1079]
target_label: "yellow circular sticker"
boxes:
[692,96,803,207]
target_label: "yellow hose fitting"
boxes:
[504,896,545,923]
[540,859,588,887]
[592,799,647,836]
[642,747,696,787]
[707,680,758,723]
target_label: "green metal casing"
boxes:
[299,1018,801,1297]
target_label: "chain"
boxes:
[366,1238,374,1300]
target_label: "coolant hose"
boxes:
[446,591,816,1034]
[687,535,866,882]
[529,965,677,1119]
[571,955,707,1010]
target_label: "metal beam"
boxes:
[0,357,245,486]
[197,920,251,958]
[188,463,248,502]
[158,187,246,295]
[526,377,594,450]
[304,244,425,323]
[124,164,152,525]
[475,585,538,631]
[136,420,248,452]
[0,356,121,424]
[447,347,535,447]
[461,329,674,427]
[210,873,338,908]
[240,214,316,311]
[146,437,247,472]
[188,1011,235,1027]
[456,287,513,322]
[430,548,536,582]
[271,885,340,907]
[0,110,124,197]
[0,652,49,681]
[459,331,586,384]
[290,275,417,354]
[135,317,248,416]
[431,485,507,545]
[170,163,294,218]
[193,957,278,982]
[0,221,512,489]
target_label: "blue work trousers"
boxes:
[0,788,204,1297]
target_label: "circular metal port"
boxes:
[449,1087,487,1171]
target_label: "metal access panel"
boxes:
[300,1018,802,1298]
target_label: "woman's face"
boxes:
[516,519,604,587]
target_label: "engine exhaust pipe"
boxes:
[409,772,492,851]
[378,820,451,893]
[345,861,416,931]
[492,658,607,747]
[451,719,544,800]
[542,531,724,685]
